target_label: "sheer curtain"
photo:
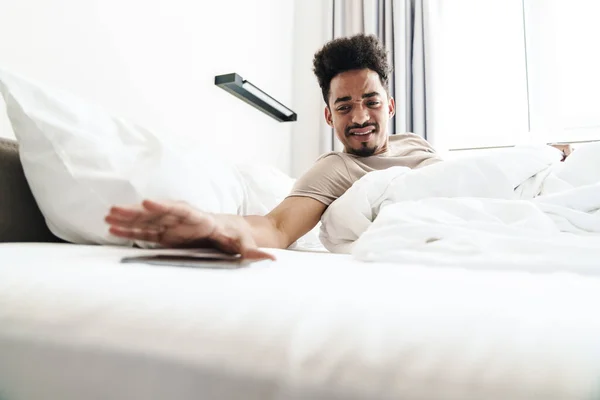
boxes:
[390,0,436,141]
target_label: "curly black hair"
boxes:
[313,34,391,106]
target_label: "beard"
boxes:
[347,143,377,157]
[345,122,379,157]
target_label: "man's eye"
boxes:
[337,106,351,112]
[368,101,381,107]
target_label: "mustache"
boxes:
[345,122,378,136]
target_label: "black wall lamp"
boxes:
[215,73,297,122]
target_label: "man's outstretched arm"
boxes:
[245,196,326,249]
[105,196,326,260]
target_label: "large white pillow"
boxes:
[0,68,245,246]
[236,163,326,251]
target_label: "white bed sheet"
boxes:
[1,243,600,400]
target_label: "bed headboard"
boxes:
[0,137,62,243]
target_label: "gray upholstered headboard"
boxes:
[0,137,62,242]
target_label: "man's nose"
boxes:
[351,106,370,125]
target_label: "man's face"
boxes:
[325,69,395,157]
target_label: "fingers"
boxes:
[107,204,144,221]
[110,224,275,261]
[108,226,163,243]
[106,200,191,230]
[105,201,168,242]
[105,213,179,230]
[237,233,276,261]
[106,200,215,247]
[142,200,217,237]
[242,248,277,261]
[106,204,156,227]
[106,200,275,261]
[142,200,193,221]
[107,200,189,220]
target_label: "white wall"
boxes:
[0,0,294,173]
[290,0,331,178]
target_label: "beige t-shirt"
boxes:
[288,133,442,206]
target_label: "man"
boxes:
[105,34,441,259]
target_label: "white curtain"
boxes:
[391,0,430,139]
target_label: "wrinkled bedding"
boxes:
[320,143,600,272]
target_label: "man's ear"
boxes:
[388,97,396,119]
[324,106,334,127]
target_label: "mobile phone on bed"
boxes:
[121,250,250,269]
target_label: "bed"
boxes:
[2,243,600,400]
[2,66,600,400]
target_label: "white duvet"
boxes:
[320,143,600,272]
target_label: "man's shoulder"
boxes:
[388,132,436,155]
[304,151,351,179]
[289,151,353,206]
[290,151,350,181]
[389,132,433,146]
[315,151,351,164]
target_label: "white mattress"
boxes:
[1,243,600,400]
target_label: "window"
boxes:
[536,0,600,143]
[438,0,530,150]
[441,0,600,151]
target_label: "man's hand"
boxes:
[105,200,276,261]
[549,143,573,161]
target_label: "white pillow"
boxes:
[236,162,295,216]
[0,68,245,246]
[554,141,600,188]
[235,162,326,251]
